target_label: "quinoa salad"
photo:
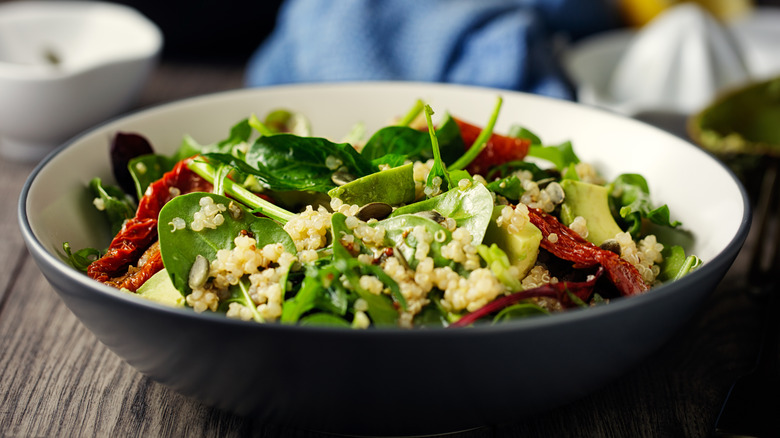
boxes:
[65,98,701,328]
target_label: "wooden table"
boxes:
[0,62,766,437]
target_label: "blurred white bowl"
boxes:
[0,1,162,162]
[563,5,780,138]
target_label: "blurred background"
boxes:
[1,0,780,160]
[2,0,779,104]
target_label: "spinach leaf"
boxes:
[157,192,296,296]
[360,113,464,166]
[128,154,174,199]
[492,302,549,323]
[371,153,408,168]
[173,135,204,162]
[485,160,548,182]
[217,118,253,152]
[507,125,543,146]
[391,182,494,245]
[331,212,404,325]
[414,290,453,328]
[436,114,468,166]
[658,245,702,282]
[486,176,525,201]
[62,242,101,272]
[300,313,351,327]
[422,105,453,195]
[610,173,681,236]
[242,134,376,193]
[527,141,580,170]
[360,126,430,162]
[376,214,453,269]
[219,278,265,322]
[89,177,136,236]
[282,264,343,324]
[174,119,254,160]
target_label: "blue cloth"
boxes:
[245,0,618,100]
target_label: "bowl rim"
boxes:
[17,80,754,338]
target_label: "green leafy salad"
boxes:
[66,98,701,328]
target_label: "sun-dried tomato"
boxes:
[87,158,212,290]
[454,118,531,176]
[104,241,163,291]
[527,207,649,296]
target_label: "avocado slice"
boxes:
[133,268,186,307]
[482,205,543,278]
[560,179,623,246]
[328,162,416,206]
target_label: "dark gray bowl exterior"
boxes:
[21,206,747,436]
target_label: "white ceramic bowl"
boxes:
[0,1,162,162]
[18,82,750,435]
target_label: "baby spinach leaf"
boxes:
[300,313,351,327]
[507,125,543,146]
[422,105,453,195]
[332,213,405,324]
[448,169,472,187]
[391,182,494,245]
[217,118,253,152]
[242,134,376,193]
[173,135,203,162]
[486,176,525,201]
[62,242,102,272]
[436,114,468,166]
[414,290,451,328]
[492,302,549,323]
[376,214,452,269]
[371,153,408,168]
[174,119,254,160]
[360,114,464,166]
[219,279,265,323]
[361,126,430,162]
[610,173,681,236]
[89,177,136,236]
[282,264,347,324]
[527,141,580,170]
[128,154,174,199]
[658,245,702,282]
[157,192,296,296]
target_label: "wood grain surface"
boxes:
[0,62,765,438]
